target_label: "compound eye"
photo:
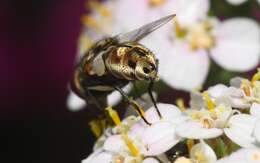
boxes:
[143,67,150,74]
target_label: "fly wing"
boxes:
[114,14,176,43]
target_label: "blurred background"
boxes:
[1,0,259,163]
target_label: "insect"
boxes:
[71,14,175,124]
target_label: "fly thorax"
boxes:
[105,47,136,80]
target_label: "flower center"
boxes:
[173,20,215,51]
[240,75,260,104]
[187,22,215,51]
[149,0,166,7]
[88,1,111,17]
[200,117,214,128]
[251,152,260,161]
[81,1,112,33]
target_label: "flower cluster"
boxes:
[78,0,260,91]
[67,0,260,112]
[82,69,260,163]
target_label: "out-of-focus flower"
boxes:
[66,90,87,111]
[120,0,260,91]
[66,83,133,111]
[217,148,260,163]
[149,16,260,91]
[226,0,260,5]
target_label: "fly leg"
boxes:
[148,80,162,119]
[85,89,104,113]
[114,86,151,125]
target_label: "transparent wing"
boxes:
[115,14,176,43]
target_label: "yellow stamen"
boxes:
[241,80,251,97]
[149,0,166,7]
[186,139,195,153]
[200,118,214,129]
[176,98,186,112]
[251,68,260,84]
[202,91,216,112]
[88,1,111,17]
[89,119,105,138]
[121,134,140,157]
[189,22,215,51]
[174,18,186,38]
[81,15,100,30]
[106,106,121,126]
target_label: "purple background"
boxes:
[2,1,96,162]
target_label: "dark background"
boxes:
[1,0,259,163]
[1,0,96,162]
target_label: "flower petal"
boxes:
[211,18,260,72]
[66,91,86,111]
[226,0,248,5]
[159,41,210,91]
[82,149,112,163]
[250,103,260,118]
[208,84,229,99]
[190,140,217,163]
[224,114,257,148]
[253,120,260,143]
[217,148,260,163]
[144,103,182,123]
[176,121,223,139]
[160,0,209,27]
[190,91,204,109]
[142,122,181,156]
[107,83,132,106]
[230,77,244,88]
[142,158,160,163]
[114,0,149,31]
[103,135,127,153]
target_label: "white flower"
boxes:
[250,103,260,118]
[228,71,260,108]
[176,104,234,139]
[174,140,217,163]
[226,0,260,5]
[177,89,259,148]
[66,90,86,111]
[141,103,188,155]
[190,140,217,163]
[66,80,133,111]
[217,148,260,163]
[136,0,260,91]
[223,102,260,148]
[82,149,113,163]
